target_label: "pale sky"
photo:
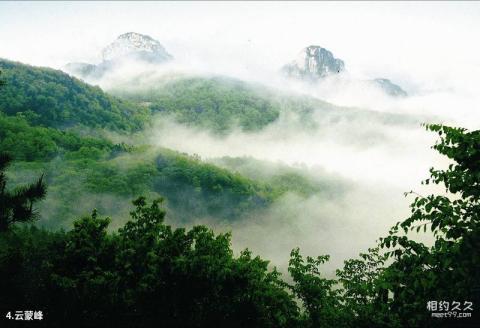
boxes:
[1,1,479,82]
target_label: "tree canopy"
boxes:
[0,59,149,131]
[1,124,478,327]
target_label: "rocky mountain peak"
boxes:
[283,45,345,80]
[102,32,172,63]
[65,32,173,79]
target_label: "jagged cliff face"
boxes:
[283,45,345,80]
[102,32,172,63]
[282,45,407,97]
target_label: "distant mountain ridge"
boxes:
[372,78,407,97]
[64,34,408,97]
[283,45,407,97]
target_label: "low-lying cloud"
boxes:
[142,102,447,271]
[2,0,479,272]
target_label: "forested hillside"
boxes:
[111,74,422,136]
[0,62,318,227]
[1,111,280,227]
[0,59,149,130]
[112,76,281,132]
[0,59,478,327]
[1,124,478,327]
[2,1,479,327]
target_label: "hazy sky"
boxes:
[1,1,480,84]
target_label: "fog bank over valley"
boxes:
[1,1,479,270]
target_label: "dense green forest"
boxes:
[111,75,422,135]
[0,61,327,227]
[0,61,478,327]
[0,59,149,131]
[112,76,281,133]
[1,124,478,327]
[0,111,279,226]
[0,63,334,222]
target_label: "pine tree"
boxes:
[0,153,47,231]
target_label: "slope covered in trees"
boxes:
[1,112,277,226]
[0,62,311,226]
[0,124,478,327]
[113,76,281,133]
[0,60,410,227]
[112,75,422,134]
[0,59,149,131]
[0,112,115,161]
[0,57,478,327]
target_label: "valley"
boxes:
[1,4,479,325]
